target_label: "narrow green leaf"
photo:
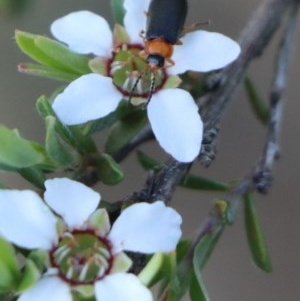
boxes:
[18,168,46,189]
[18,63,77,82]
[189,271,210,301]
[244,77,269,125]
[193,226,223,271]
[97,154,124,185]
[36,95,55,119]
[36,96,97,155]
[15,31,90,75]
[16,30,63,70]
[0,238,20,292]
[111,0,125,24]
[136,150,163,171]
[45,116,80,168]
[34,36,90,75]
[0,126,46,168]
[244,194,272,272]
[137,151,228,192]
[180,174,228,191]
[105,111,147,155]
[82,100,132,135]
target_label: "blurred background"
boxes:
[0,0,299,300]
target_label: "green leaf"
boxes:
[0,238,20,292]
[136,150,163,171]
[111,0,125,24]
[16,260,40,293]
[34,36,91,75]
[82,100,132,135]
[16,30,69,71]
[45,116,80,168]
[36,96,97,155]
[244,77,269,125]
[180,174,228,192]
[18,168,46,189]
[0,126,46,169]
[15,31,90,75]
[244,194,272,272]
[137,151,228,192]
[193,225,223,272]
[18,63,77,82]
[97,154,124,185]
[105,110,148,156]
[189,271,210,301]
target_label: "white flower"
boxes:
[0,178,182,301]
[50,0,240,162]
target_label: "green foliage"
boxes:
[97,154,124,185]
[0,126,47,170]
[137,151,229,192]
[105,110,148,156]
[15,31,90,79]
[244,77,270,125]
[244,194,272,272]
[0,238,20,292]
[111,0,125,25]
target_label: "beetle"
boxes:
[130,0,188,102]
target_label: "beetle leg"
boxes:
[181,21,211,35]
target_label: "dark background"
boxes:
[1,0,299,300]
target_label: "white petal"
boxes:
[0,190,57,250]
[108,201,182,254]
[18,276,72,301]
[123,0,151,44]
[147,89,203,163]
[50,11,113,57]
[169,30,241,75]
[44,178,100,229]
[52,74,122,125]
[95,273,152,301]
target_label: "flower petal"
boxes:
[147,89,203,162]
[108,201,182,254]
[95,273,152,301]
[52,74,122,125]
[0,190,57,250]
[18,276,72,301]
[169,30,241,75]
[123,0,150,44]
[44,178,100,229]
[50,11,113,57]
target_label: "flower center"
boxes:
[50,230,113,284]
[109,45,166,100]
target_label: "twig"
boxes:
[141,0,298,203]
[194,0,299,245]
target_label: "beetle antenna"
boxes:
[128,72,144,103]
[147,72,156,104]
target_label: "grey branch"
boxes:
[141,0,298,203]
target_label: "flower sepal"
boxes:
[113,24,130,46]
[15,30,91,79]
[72,284,94,299]
[138,252,177,288]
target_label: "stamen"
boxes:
[78,262,89,282]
